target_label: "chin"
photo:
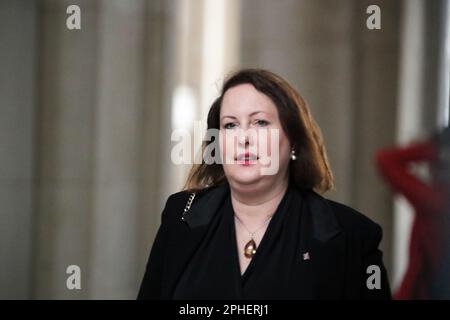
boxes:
[227,166,263,186]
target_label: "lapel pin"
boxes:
[302,252,310,260]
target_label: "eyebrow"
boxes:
[221,111,266,121]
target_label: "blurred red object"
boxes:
[376,139,448,299]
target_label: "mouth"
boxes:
[235,152,259,165]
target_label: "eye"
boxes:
[255,119,269,127]
[223,122,237,129]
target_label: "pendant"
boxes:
[244,239,257,258]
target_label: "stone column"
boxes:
[34,0,173,299]
[33,0,99,299]
[0,0,38,299]
[88,0,148,299]
[351,0,401,278]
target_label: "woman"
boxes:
[138,69,391,299]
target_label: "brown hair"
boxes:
[184,68,335,194]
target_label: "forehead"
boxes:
[220,83,277,116]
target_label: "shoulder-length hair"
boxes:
[184,68,335,195]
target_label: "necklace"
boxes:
[234,214,273,259]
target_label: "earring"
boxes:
[291,148,297,161]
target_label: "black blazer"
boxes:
[138,184,391,299]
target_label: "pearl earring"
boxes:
[291,148,297,161]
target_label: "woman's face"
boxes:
[219,83,291,190]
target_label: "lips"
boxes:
[236,152,259,163]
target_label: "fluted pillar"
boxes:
[0,0,38,299]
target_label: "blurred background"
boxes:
[0,0,449,299]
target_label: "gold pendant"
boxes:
[244,239,257,258]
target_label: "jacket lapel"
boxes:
[293,189,344,299]
[161,185,230,298]
[308,190,342,243]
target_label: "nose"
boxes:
[237,128,253,147]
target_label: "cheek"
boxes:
[279,132,290,155]
[262,129,290,158]
[219,131,237,162]
[256,129,275,157]
[280,137,291,165]
[272,130,290,167]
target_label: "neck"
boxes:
[230,178,289,223]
